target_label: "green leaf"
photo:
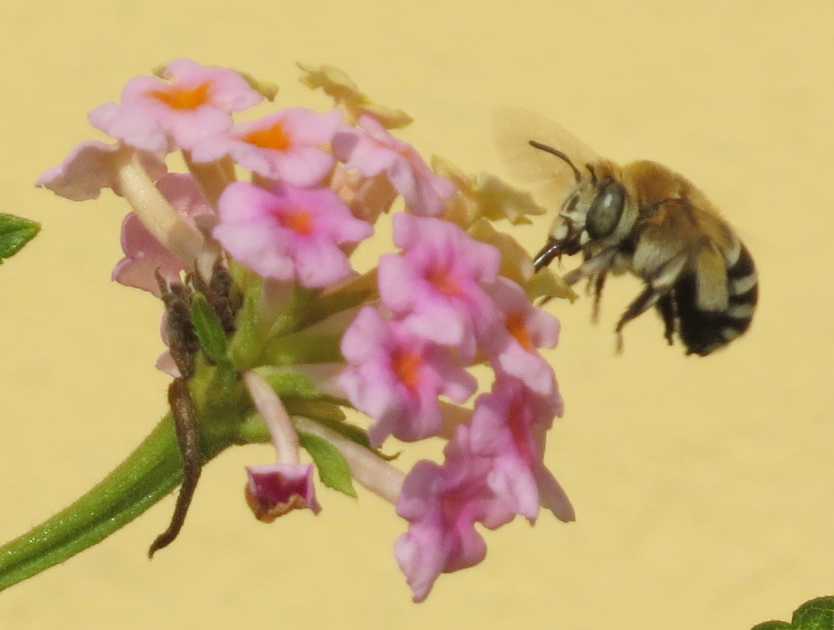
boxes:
[0,213,40,264]
[793,597,834,629]
[263,332,343,366]
[298,432,357,498]
[190,292,229,365]
[283,399,346,423]
[752,596,834,630]
[229,286,263,370]
[254,366,324,400]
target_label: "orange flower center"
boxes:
[427,268,459,296]
[393,351,423,390]
[243,121,292,151]
[150,82,211,110]
[279,210,314,236]
[506,312,533,351]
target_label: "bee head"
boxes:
[528,143,626,271]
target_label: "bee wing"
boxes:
[492,107,601,208]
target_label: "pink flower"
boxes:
[468,377,573,523]
[89,58,262,154]
[333,115,455,215]
[245,463,321,522]
[482,277,561,396]
[395,433,514,602]
[213,182,372,288]
[339,307,477,446]
[36,142,166,201]
[379,214,501,357]
[112,174,214,296]
[243,371,321,521]
[191,108,342,187]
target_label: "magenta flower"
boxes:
[482,277,561,396]
[213,182,372,288]
[243,371,321,521]
[333,115,456,216]
[36,141,166,201]
[379,213,501,357]
[395,433,514,602]
[468,377,573,523]
[191,108,342,187]
[89,59,262,154]
[339,307,477,446]
[112,174,214,296]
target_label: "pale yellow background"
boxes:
[1,1,832,628]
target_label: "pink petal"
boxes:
[36,141,166,201]
[89,103,171,154]
[112,212,183,295]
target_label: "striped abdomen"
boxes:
[674,242,758,356]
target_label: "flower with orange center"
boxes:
[467,376,572,524]
[340,307,477,447]
[90,58,262,154]
[192,108,342,187]
[482,277,561,397]
[214,182,372,288]
[379,214,502,358]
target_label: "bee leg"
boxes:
[148,378,203,558]
[591,271,607,324]
[614,253,686,352]
[615,285,669,354]
[655,294,676,345]
[563,248,617,286]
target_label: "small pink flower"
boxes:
[468,377,573,523]
[339,307,477,446]
[482,277,561,396]
[333,115,455,215]
[112,174,214,296]
[36,142,166,201]
[243,371,321,521]
[245,463,321,522]
[89,58,262,153]
[191,108,342,187]
[379,214,501,357]
[214,182,372,288]
[395,433,514,602]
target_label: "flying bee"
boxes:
[494,109,758,356]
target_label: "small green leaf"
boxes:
[284,399,346,423]
[793,597,834,630]
[0,214,40,264]
[263,332,343,366]
[255,367,323,400]
[752,596,834,630]
[229,286,263,370]
[190,292,229,365]
[298,432,357,498]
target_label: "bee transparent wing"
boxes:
[492,107,601,208]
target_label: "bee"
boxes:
[494,110,757,356]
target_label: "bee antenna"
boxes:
[528,140,582,184]
[585,164,597,186]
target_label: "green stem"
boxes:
[0,412,234,592]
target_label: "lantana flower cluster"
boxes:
[38,59,575,602]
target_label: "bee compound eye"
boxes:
[587,180,625,239]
